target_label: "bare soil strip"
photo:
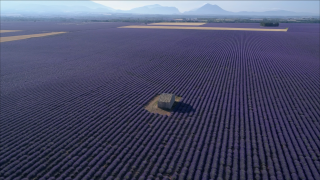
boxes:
[119,25,288,32]
[148,23,206,26]
[0,30,22,33]
[144,95,182,116]
[0,32,67,43]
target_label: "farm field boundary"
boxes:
[0,32,67,42]
[119,25,288,32]
[0,30,21,33]
[148,22,206,26]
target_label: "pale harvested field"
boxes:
[119,25,288,32]
[0,32,67,43]
[0,30,21,33]
[148,22,206,26]
[144,95,182,116]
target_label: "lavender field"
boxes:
[1,22,319,180]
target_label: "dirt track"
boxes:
[0,30,21,33]
[0,32,67,43]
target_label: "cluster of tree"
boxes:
[260,22,279,27]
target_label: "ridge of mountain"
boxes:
[1,2,316,16]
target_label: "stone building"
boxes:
[158,93,175,109]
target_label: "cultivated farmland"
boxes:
[0,22,319,180]
[148,23,206,26]
[119,25,288,32]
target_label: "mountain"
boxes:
[184,4,316,16]
[125,4,180,15]
[1,0,115,16]
[1,2,180,16]
[1,1,316,17]
[184,4,231,15]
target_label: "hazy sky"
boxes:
[94,1,319,13]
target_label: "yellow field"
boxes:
[148,22,206,26]
[119,25,288,32]
[0,30,22,33]
[0,32,67,43]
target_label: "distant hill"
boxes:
[1,1,316,17]
[1,0,115,16]
[1,2,180,16]
[125,4,180,15]
[184,3,316,16]
[184,4,230,15]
